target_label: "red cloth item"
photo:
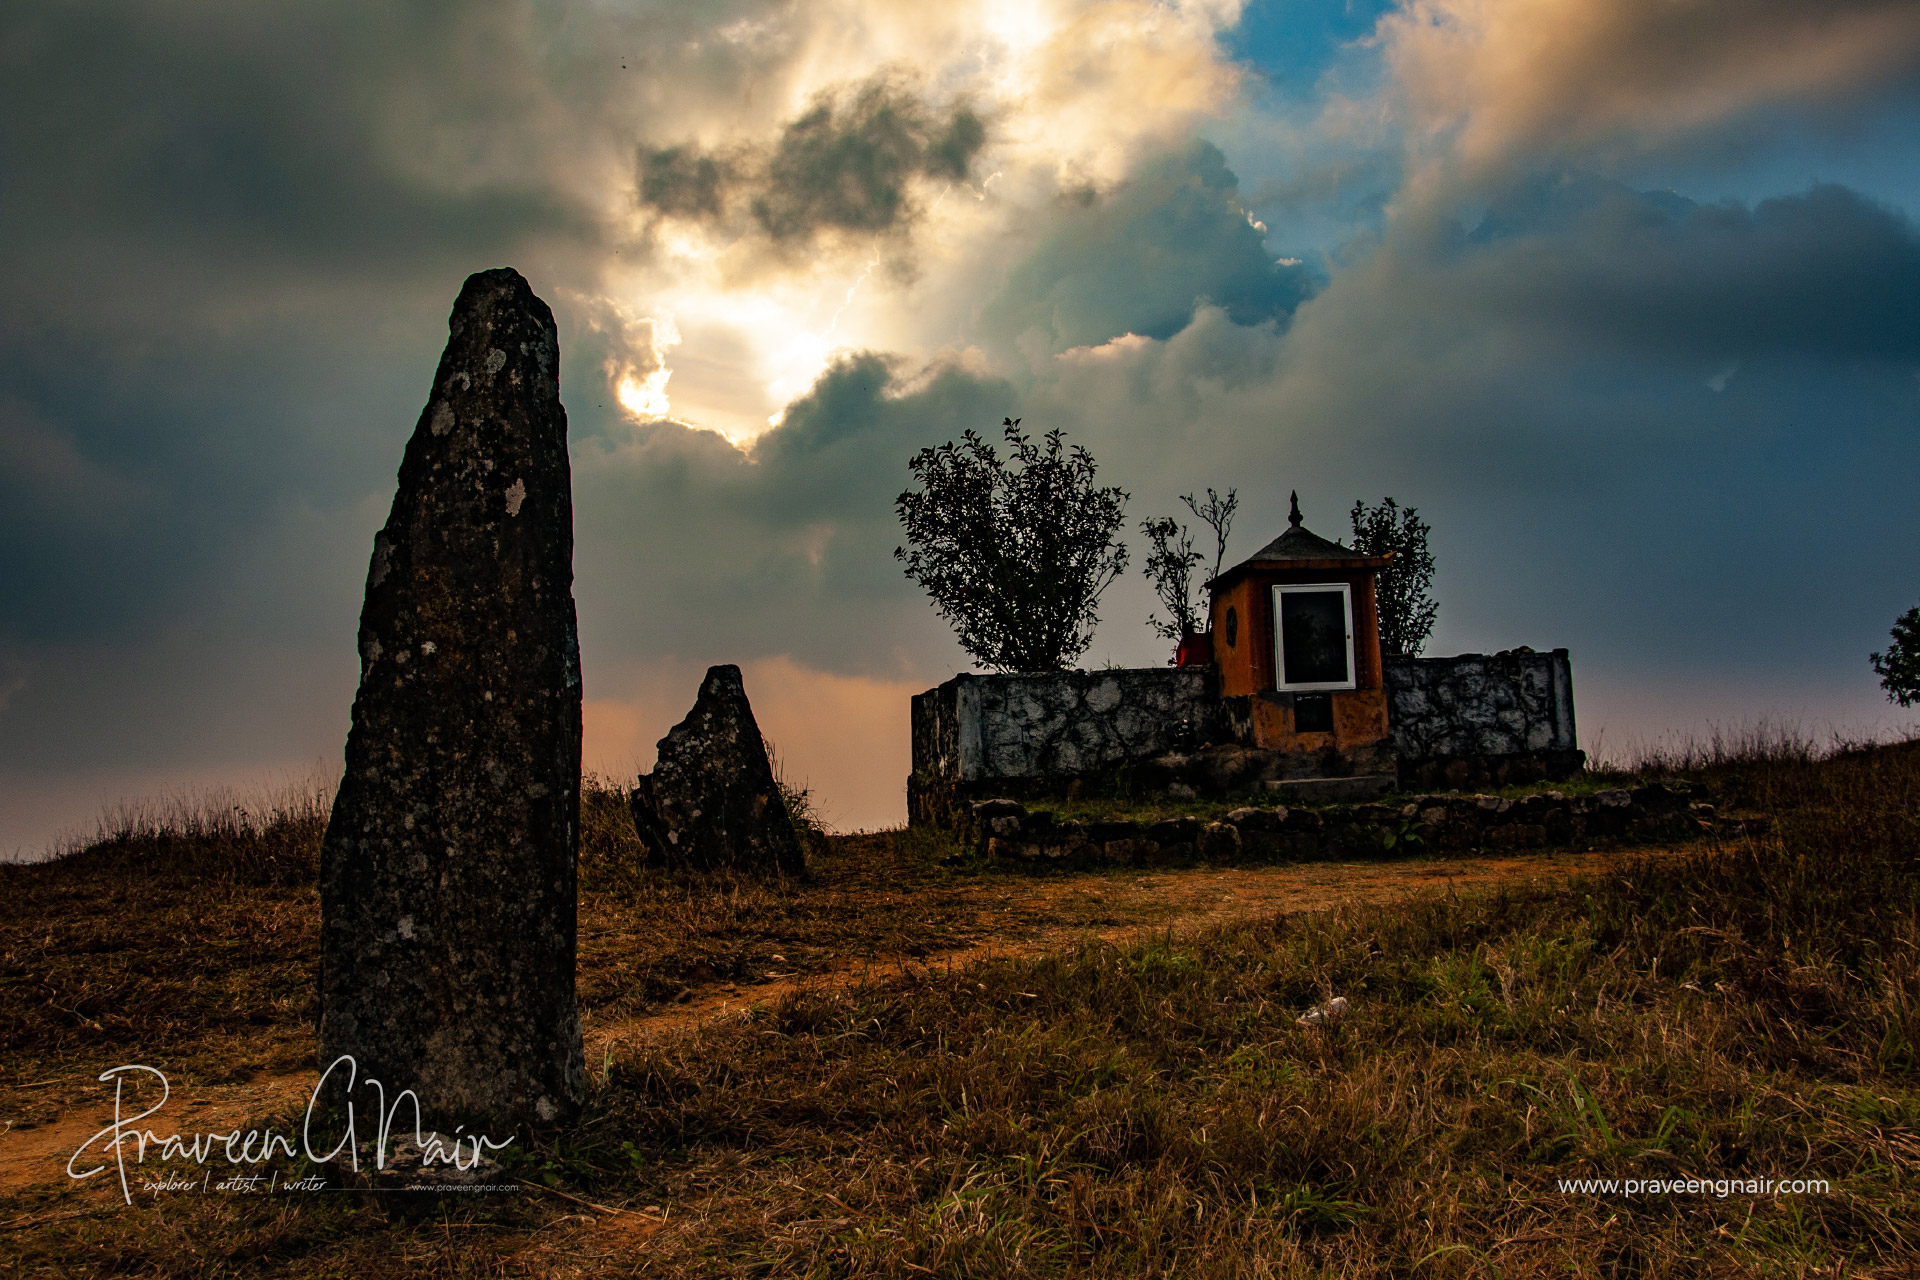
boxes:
[1174,632,1214,668]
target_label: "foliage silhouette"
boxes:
[1142,488,1236,642]
[1350,497,1438,657]
[896,419,1129,672]
[1871,604,1920,707]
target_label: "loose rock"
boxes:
[1297,996,1349,1028]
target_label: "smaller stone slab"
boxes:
[631,665,806,875]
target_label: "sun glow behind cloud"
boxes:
[614,369,671,420]
[587,0,1252,450]
[614,311,679,420]
[605,260,896,446]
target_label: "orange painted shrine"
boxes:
[1206,496,1394,758]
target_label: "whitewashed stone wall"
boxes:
[1383,649,1577,764]
[911,669,1225,782]
[910,649,1581,798]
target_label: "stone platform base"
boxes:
[907,741,1402,832]
[966,784,1713,866]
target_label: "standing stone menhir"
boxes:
[319,267,585,1128]
[631,664,807,875]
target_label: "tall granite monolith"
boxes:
[319,267,584,1128]
[631,664,807,875]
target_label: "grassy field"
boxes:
[3,742,1918,1276]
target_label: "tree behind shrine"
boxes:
[896,419,1129,672]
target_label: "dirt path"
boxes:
[1,1062,319,1203]
[0,846,1677,1197]
[581,848,1632,1058]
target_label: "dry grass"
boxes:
[5,742,1919,1276]
[0,779,1152,1122]
[570,784,1148,1026]
[549,741,1920,1277]
[0,782,331,1116]
[1584,716,1906,779]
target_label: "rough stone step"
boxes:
[1261,775,1397,803]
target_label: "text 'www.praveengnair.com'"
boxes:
[1556,1177,1830,1198]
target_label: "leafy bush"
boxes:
[1871,603,1920,707]
[896,418,1129,672]
[1140,516,1203,642]
[1349,497,1437,657]
[1141,488,1236,643]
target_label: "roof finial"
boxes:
[1288,491,1302,528]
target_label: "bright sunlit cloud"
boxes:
[583,0,1256,446]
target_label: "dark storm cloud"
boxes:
[0,262,519,650]
[638,146,742,220]
[1381,0,1920,168]
[0,0,633,652]
[1012,170,1920,728]
[573,352,1016,667]
[0,0,737,820]
[0,2,611,331]
[1343,178,1920,367]
[636,78,987,242]
[981,140,1315,354]
[1050,174,1920,502]
[755,81,985,239]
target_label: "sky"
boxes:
[4,0,1920,852]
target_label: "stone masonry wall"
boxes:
[909,650,1584,828]
[911,668,1227,784]
[1384,649,1580,787]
